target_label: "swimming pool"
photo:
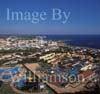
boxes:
[2,74,11,80]
[1,70,12,81]
[0,68,5,74]
[0,66,19,81]
[0,66,19,74]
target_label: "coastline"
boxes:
[0,34,100,50]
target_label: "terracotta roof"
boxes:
[78,69,93,80]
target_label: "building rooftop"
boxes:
[78,69,94,80]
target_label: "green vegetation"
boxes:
[0,82,18,94]
[0,48,38,54]
[39,60,52,71]
[0,59,10,65]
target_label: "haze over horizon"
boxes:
[0,0,100,35]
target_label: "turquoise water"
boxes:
[0,66,19,81]
[2,75,11,80]
[0,69,5,74]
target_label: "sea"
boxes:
[0,34,100,49]
[45,35,100,49]
[0,34,100,94]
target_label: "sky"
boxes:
[0,0,100,35]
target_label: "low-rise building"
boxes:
[78,69,95,82]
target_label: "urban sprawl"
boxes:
[0,36,100,94]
